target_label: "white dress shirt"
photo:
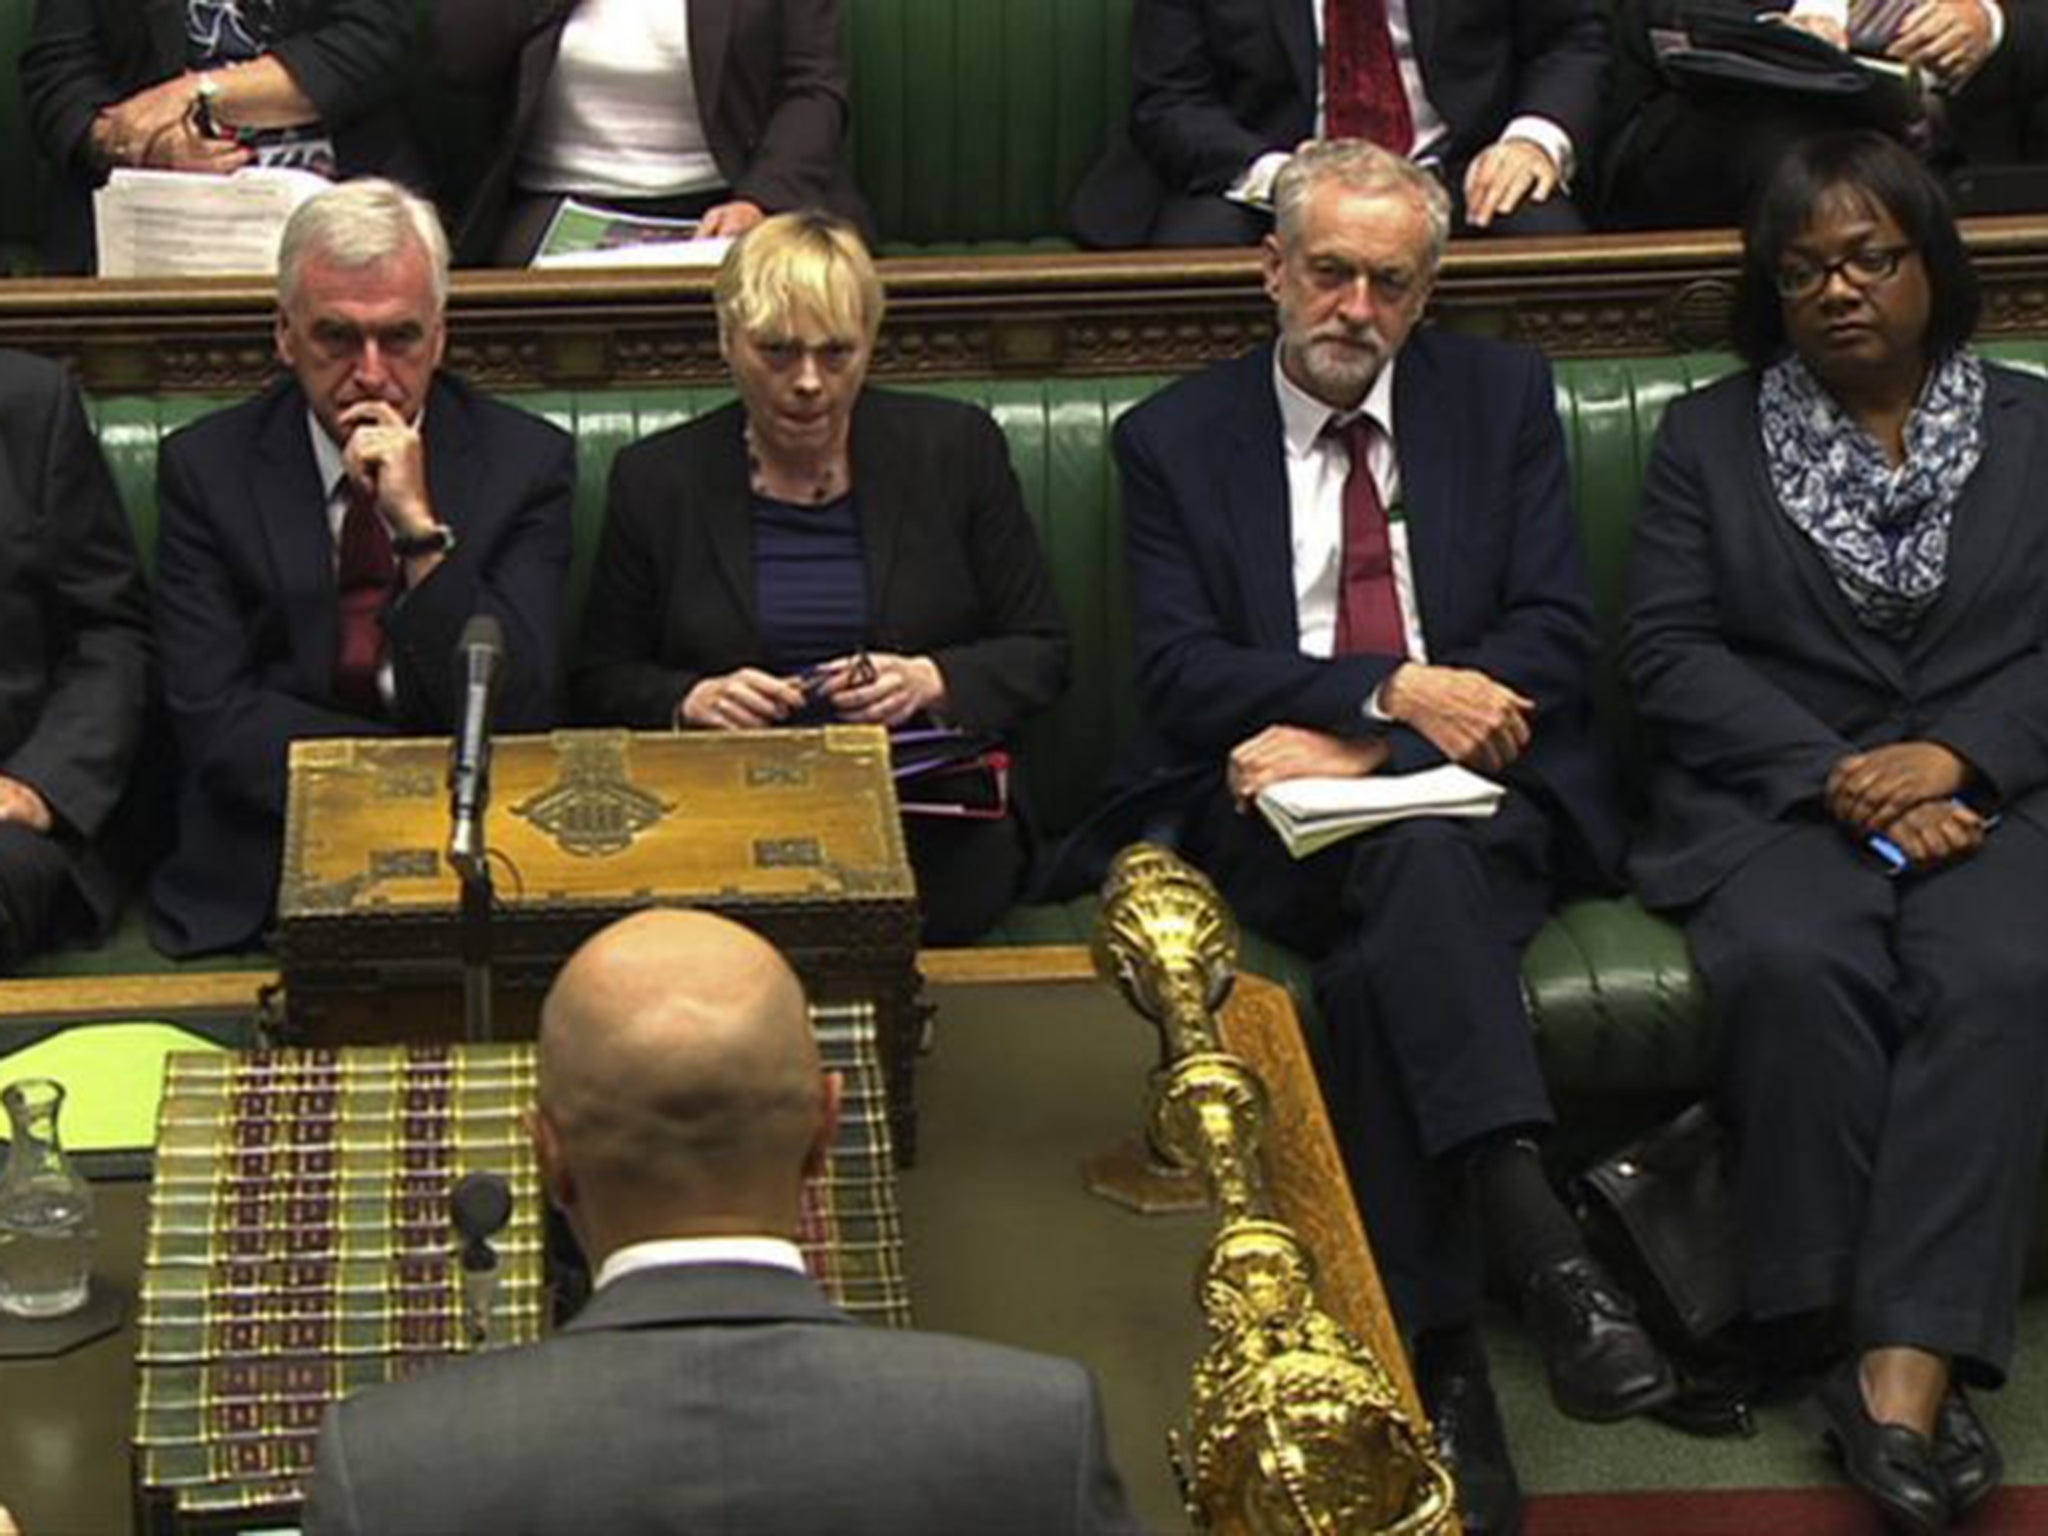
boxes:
[1232,0,1577,204]
[594,1234,809,1291]
[1272,347,1427,664]
[308,413,406,709]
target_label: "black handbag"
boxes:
[1654,3,1926,129]
[1574,1103,1756,1435]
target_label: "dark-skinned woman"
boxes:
[1625,131,2048,1533]
[574,211,1069,944]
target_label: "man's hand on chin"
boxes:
[1380,663,1533,773]
[1228,725,1389,811]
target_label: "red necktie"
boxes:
[1324,0,1415,155]
[1329,417,1407,657]
[333,481,394,717]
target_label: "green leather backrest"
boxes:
[83,343,2048,836]
[849,0,1131,249]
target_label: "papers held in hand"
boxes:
[530,198,735,269]
[93,166,333,277]
[1256,764,1504,858]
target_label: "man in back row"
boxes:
[147,178,573,956]
[304,908,1141,1535]
[1074,0,1606,246]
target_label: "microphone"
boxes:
[448,615,505,880]
[450,1171,513,1346]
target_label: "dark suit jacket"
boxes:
[1624,363,2048,911]
[147,372,573,957]
[431,0,869,266]
[1101,333,1620,886]
[302,1262,1142,1536]
[20,0,421,274]
[1073,0,1608,246]
[574,389,1069,738]
[0,350,151,934]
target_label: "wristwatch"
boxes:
[390,525,457,559]
[191,73,223,138]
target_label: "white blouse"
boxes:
[518,0,725,198]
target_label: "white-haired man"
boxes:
[148,178,573,956]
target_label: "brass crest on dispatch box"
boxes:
[511,732,673,858]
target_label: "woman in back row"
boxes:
[430,0,870,266]
[22,0,419,273]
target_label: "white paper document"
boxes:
[1256,764,1505,858]
[93,166,333,278]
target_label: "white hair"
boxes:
[277,177,451,312]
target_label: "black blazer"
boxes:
[21,0,421,274]
[1088,332,1620,887]
[0,349,151,934]
[1073,0,1608,247]
[1624,363,2048,910]
[430,0,870,265]
[304,1262,1140,1536]
[574,389,1068,739]
[147,372,574,957]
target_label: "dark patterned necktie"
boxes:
[1324,0,1415,154]
[1328,416,1407,657]
[333,480,394,717]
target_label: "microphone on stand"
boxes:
[448,615,505,881]
[450,1171,513,1347]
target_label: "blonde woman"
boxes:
[575,212,1069,942]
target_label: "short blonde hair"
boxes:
[713,211,884,348]
[1273,140,1451,275]
[277,177,450,312]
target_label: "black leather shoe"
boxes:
[1933,1387,2002,1519]
[1418,1349,1524,1536]
[1816,1360,1951,1535]
[1521,1255,1678,1422]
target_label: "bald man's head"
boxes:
[533,911,833,1251]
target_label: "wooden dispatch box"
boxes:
[274,726,925,1154]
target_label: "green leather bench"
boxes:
[0,0,1131,270]
[32,343,2048,1122]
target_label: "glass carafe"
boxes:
[0,1077,95,1318]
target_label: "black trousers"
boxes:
[1187,786,1557,1333]
[0,823,80,969]
[903,810,1025,947]
[1687,818,2048,1385]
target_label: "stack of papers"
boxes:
[1256,764,1505,858]
[93,166,332,277]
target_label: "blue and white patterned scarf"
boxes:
[1758,349,1985,637]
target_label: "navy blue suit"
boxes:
[148,373,573,957]
[1112,332,1619,1328]
[1072,0,1607,246]
[1625,366,2048,1378]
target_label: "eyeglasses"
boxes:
[1773,245,1915,300]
